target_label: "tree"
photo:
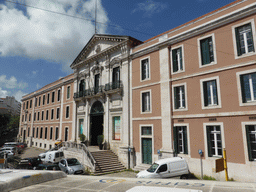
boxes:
[7,115,20,130]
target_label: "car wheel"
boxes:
[180,174,188,179]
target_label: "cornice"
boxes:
[131,3,256,59]
[71,40,130,69]
[21,78,74,101]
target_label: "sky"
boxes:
[0,0,235,102]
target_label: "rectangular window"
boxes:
[240,73,256,103]
[37,112,40,121]
[50,127,53,140]
[43,95,45,105]
[34,112,36,121]
[57,89,61,101]
[40,127,43,139]
[56,108,60,119]
[52,92,55,103]
[47,93,50,104]
[141,126,152,135]
[201,78,221,108]
[66,106,69,118]
[173,85,186,110]
[173,126,188,154]
[51,109,54,120]
[113,116,121,140]
[22,115,24,122]
[25,114,27,122]
[141,58,150,81]
[38,97,41,106]
[79,119,84,135]
[67,86,70,99]
[35,97,37,107]
[32,127,35,138]
[26,101,28,109]
[27,127,30,137]
[172,47,183,73]
[46,110,49,120]
[200,36,214,65]
[246,125,256,161]
[41,111,44,121]
[235,23,255,56]
[23,102,25,110]
[29,113,31,121]
[206,125,222,157]
[142,92,150,113]
[36,127,39,138]
[30,100,32,108]
[45,127,48,139]
[55,127,59,140]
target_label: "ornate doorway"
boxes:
[90,101,104,146]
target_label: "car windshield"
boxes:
[147,163,159,173]
[67,159,80,166]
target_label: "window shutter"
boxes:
[141,61,146,80]
[174,87,179,109]
[201,38,210,65]
[206,126,212,157]
[235,28,242,56]
[240,75,246,103]
[246,125,253,161]
[173,127,178,154]
[142,94,145,112]
[248,24,255,52]
[172,49,178,72]
[203,82,208,106]
[179,47,183,70]
[183,126,188,154]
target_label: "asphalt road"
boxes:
[11,175,256,192]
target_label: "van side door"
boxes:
[156,164,169,178]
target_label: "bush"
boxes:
[97,135,104,145]
[79,134,86,142]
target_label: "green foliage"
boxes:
[97,135,104,145]
[0,114,11,127]
[79,133,86,142]
[7,115,20,130]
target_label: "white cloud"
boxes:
[0,0,109,72]
[0,88,8,98]
[13,90,27,102]
[0,75,28,89]
[132,0,167,18]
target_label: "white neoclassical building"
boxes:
[70,34,142,167]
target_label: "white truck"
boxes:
[39,150,64,164]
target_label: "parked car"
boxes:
[0,147,16,157]
[39,150,64,164]
[34,163,61,171]
[17,157,42,169]
[59,158,85,175]
[3,142,23,154]
[136,157,190,179]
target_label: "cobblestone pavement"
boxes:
[19,147,46,159]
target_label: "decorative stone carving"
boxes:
[95,45,101,53]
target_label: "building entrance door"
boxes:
[90,101,104,146]
[142,138,152,164]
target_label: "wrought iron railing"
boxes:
[62,141,96,172]
[105,81,122,91]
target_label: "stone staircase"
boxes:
[90,150,126,175]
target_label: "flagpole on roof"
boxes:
[95,0,97,34]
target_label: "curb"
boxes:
[0,170,66,192]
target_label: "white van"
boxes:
[39,151,64,164]
[136,157,190,179]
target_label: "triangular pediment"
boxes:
[71,34,139,68]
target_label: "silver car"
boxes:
[59,158,85,175]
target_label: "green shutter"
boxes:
[201,38,210,65]
[249,24,255,52]
[172,49,178,72]
[174,87,179,109]
[173,127,178,154]
[235,27,242,56]
[183,126,188,154]
[246,125,253,161]
[180,47,183,70]
[206,126,212,157]
[203,82,208,106]
[240,75,246,103]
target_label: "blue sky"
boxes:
[0,0,234,101]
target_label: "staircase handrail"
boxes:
[62,141,96,172]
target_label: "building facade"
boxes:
[0,96,21,116]
[131,0,256,182]
[19,74,74,149]
[19,0,256,182]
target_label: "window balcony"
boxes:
[74,86,104,100]
[104,81,123,94]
